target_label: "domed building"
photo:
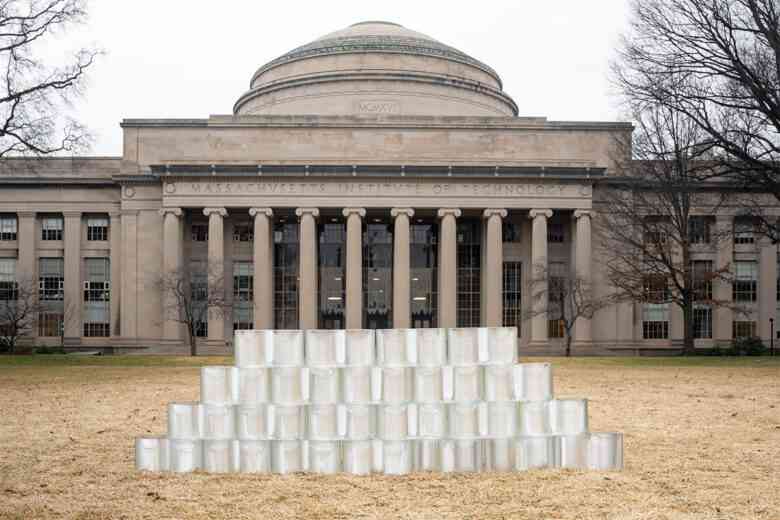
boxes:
[1,22,757,355]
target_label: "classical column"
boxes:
[296,208,319,329]
[713,215,733,344]
[437,208,461,328]
[482,209,507,327]
[758,236,777,342]
[343,208,366,329]
[109,211,122,338]
[63,211,82,341]
[391,208,414,328]
[573,210,593,344]
[159,208,183,341]
[203,207,227,343]
[529,209,553,344]
[120,210,138,339]
[250,208,274,329]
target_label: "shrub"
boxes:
[34,346,66,355]
[728,337,768,356]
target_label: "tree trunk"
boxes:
[189,327,197,357]
[681,296,695,356]
[565,330,573,357]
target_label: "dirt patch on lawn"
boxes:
[0,359,778,519]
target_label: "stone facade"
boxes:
[0,22,775,355]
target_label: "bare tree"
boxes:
[0,0,100,157]
[0,276,40,353]
[614,0,780,238]
[523,265,615,357]
[156,265,230,356]
[598,103,735,354]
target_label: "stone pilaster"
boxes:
[203,207,227,343]
[296,208,319,329]
[159,208,183,341]
[16,211,36,343]
[758,237,776,343]
[482,209,507,327]
[713,215,733,344]
[437,208,461,328]
[250,208,274,329]
[109,211,122,338]
[573,210,593,344]
[63,211,82,342]
[120,210,138,339]
[529,209,553,344]
[391,208,414,329]
[343,208,365,329]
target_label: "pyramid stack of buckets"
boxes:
[135,327,623,474]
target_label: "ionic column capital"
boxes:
[483,209,508,219]
[573,209,593,220]
[249,207,273,218]
[158,207,183,218]
[295,207,320,218]
[529,209,553,220]
[342,207,366,218]
[437,208,461,219]
[203,207,227,218]
[391,208,415,218]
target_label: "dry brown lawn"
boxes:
[0,356,778,520]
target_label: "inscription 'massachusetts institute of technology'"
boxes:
[174,181,592,198]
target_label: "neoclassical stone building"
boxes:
[0,21,773,354]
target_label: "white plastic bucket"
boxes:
[202,439,235,473]
[485,327,518,364]
[135,436,169,472]
[383,440,412,475]
[305,330,345,367]
[167,402,201,440]
[454,439,483,472]
[272,330,305,366]
[487,401,517,437]
[237,440,271,473]
[381,367,413,403]
[201,404,235,440]
[414,367,443,403]
[344,404,375,440]
[169,439,202,473]
[345,329,375,366]
[271,367,305,404]
[377,404,410,440]
[200,366,237,405]
[309,367,341,404]
[448,403,480,439]
[342,366,372,403]
[235,404,269,440]
[308,441,341,474]
[376,328,416,366]
[587,432,623,470]
[515,435,556,470]
[236,367,270,404]
[416,328,447,366]
[517,401,551,436]
[413,439,441,471]
[234,330,272,367]
[343,440,373,475]
[447,328,480,366]
[417,403,447,438]
[485,438,514,472]
[271,405,304,440]
[306,404,339,439]
[452,365,482,402]
[549,399,588,435]
[271,440,303,473]
[513,363,553,401]
[484,365,513,402]
[554,434,589,469]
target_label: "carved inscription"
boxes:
[179,181,592,198]
[356,100,401,114]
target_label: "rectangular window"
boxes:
[41,217,63,241]
[0,258,18,301]
[643,216,669,248]
[502,221,521,243]
[274,222,299,330]
[734,217,755,245]
[232,222,254,242]
[38,311,63,337]
[502,261,522,336]
[692,260,713,301]
[547,223,565,243]
[456,219,480,327]
[194,320,207,337]
[643,303,669,339]
[548,319,565,338]
[83,258,110,337]
[689,216,712,245]
[38,258,64,300]
[693,306,712,339]
[643,275,669,303]
[191,224,208,242]
[733,261,758,302]
[233,261,254,331]
[86,217,109,241]
[0,215,17,241]
[733,320,757,339]
[190,260,208,338]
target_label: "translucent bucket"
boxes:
[309,367,341,404]
[345,329,375,366]
[383,440,413,475]
[517,400,551,436]
[201,404,235,440]
[515,435,556,470]
[234,330,272,367]
[236,367,270,404]
[235,404,269,440]
[485,327,518,364]
[452,365,482,402]
[377,404,410,440]
[200,366,237,405]
[305,329,345,367]
[485,438,514,472]
[169,439,202,473]
[453,439,484,472]
[202,439,236,473]
[417,403,447,438]
[414,366,443,403]
[306,404,339,440]
[237,440,271,473]
[167,402,202,440]
[376,329,416,366]
[447,328,480,366]
[416,328,447,366]
[513,363,553,402]
[448,402,480,439]
[554,434,589,469]
[308,441,342,474]
[343,404,376,440]
[587,432,623,470]
[271,405,305,440]
[271,367,305,404]
[413,439,442,472]
[487,401,517,437]
[135,436,169,472]
[484,365,513,402]
[341,366,372,403]
[549,399,588,435]
[272,330,305,366]
[381,367,413,403]
[271,440,303,474]
[343,440,373,475]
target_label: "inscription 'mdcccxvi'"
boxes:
[184,182,588,197]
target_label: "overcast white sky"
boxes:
[61,0,631,156]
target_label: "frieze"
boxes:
[172,180,592,198]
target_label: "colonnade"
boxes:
[159,206,594,346]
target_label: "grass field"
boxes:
[0,356,778,520]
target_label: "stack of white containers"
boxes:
[135,327,623,474]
